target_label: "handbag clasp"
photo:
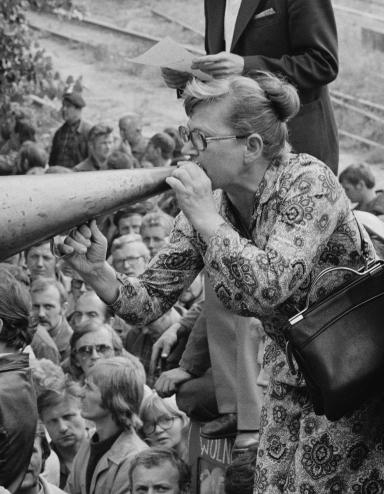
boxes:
[289,313,303,325]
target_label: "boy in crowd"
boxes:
[67,357,147,494]
[339,162,384,257]
[339,162,384,217]
[74,124,113,172]
[38,380,88,489]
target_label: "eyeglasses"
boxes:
[76,344,113,359]
[114,256,144,267]
[142,415,177,435]
[178,125,250,151]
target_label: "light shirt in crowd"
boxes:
[224,0,242,51]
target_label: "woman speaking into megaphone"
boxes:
[60,74,380,489]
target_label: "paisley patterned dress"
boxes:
[111,154,384,493]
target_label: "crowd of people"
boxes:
[2,0,384,493]
[1,79,265,493]
[0,89,186,177]
[2,76,384,493]
[0,86,207,493]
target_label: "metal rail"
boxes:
[334,3,384,22]
[28,22,99,48]
[81,15,204,55]
[339,130,384,150]
[331,97,384,124]
[150,8,204,37]
[27,11,204,56]
[331,90,384,114]
[330,91,384,149]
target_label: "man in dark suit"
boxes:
[162,0,339,173]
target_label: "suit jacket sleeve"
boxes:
[241,0,338,90]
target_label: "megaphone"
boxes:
[0,168,172,261]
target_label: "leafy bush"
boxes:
[0,0,35,103]
[0,0,80,152]
[0,0,74,106]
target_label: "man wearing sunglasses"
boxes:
[77,344,113,357]
[162,0,339,174]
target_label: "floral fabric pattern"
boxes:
[110,153,383,493]
[112,154,373,337]
[257,379,384,493]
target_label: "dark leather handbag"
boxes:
[285,224,384,421]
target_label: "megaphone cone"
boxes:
[0,168,172,261]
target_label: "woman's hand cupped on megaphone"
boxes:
[58,220,108,276]
[55,219,121,305]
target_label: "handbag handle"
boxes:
[292,266,367,322]
[289,260,384,325]
[289,212,376,325]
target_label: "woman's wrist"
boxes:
[194,213,224,242]
[81,261,121,305]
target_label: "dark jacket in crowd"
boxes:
[31,326,60,364]
[0,353,38,493]
[49,119,91,168]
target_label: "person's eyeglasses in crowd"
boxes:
[114,255,144,268]
[76,344,113,359]
[142,415,177,435]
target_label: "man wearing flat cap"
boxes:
[49,86,92,168]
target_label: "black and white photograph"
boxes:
[1,0,384,492]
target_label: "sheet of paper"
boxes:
[129,37,211,81]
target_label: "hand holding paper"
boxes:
[192,52,245,78]
[129,37,212,82]
[161,67,191,90]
